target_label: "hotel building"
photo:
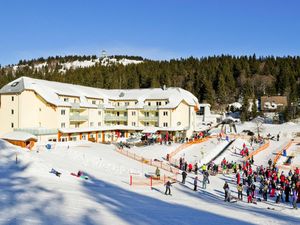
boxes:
[0,77,199,143]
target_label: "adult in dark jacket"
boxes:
[194,176,198,191]
[223,182,229,201]
[165,181,172,195]
[182,171,187,184]
[285,183,291,202]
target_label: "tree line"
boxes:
[1,55,300,120]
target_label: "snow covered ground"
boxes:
[1,120,300,225]
[125,143,181,161]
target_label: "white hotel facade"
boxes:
[0,77,200,143]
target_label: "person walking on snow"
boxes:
[194,176,198,191]
[182,171,187,184]
[223,181,229,201]
[165,180,172,195]
[237,183,243,201]
[155,167,160,179]
[225,187,231,202]
[202,172,208,189]
[292,188,298,209]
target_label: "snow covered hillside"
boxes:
[10,56,143,74]
[1,121,300,225]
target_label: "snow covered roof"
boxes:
[1,131,37,141]
[0,77,199,109]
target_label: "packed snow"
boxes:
[1,121,300,225]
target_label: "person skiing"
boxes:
[194,176,198,191]
[165,180,172,195]
[182,171,187,184]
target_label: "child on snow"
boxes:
[165,181,172,195]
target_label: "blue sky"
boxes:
[0,0,299,65]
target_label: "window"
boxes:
[75,123,79,128]
[117,122,120,125]
[117,102,120,106]
[11,123,14,128]
[148,102,151,106]
[92,100,96,105]
[155,112,159,117]
[11,109,14,115]
[163,111,168,116]
[124,112,127,116]
[61,123,65,128]
[98,122,101,126]
[163,122,168,127]
[11,82,19,87]
[144,112,149,117]
[165,101,168,105]
[90,122,94,127]
[132,122,136,126]
[61,109,65,115]
[156,102,161,106]
[132,111,136,116]
[64,98,68,102]
[12,96,14,101]
[39,108,41,112]
[98,133,101,138]
[117,112,120,116]
[98,111,101,116]
[125,102,129,106]
[144,122,149,126]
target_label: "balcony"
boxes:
[139,116,159,121]
[104,115,128,122]
[112,106,128,111]
[70,102,80,109]
[142,106,158,111]
[69,113,88,122]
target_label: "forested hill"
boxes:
[0,55,300,110]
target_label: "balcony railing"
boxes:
[142,106,158,111]
[104,115,128,121]
[112,106,128,111]
[139,116,159,121]
[69,114,88,121]
[70,102,80,109]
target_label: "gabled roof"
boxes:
[0,76,199,109]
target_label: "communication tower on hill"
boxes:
[101,50,108,58]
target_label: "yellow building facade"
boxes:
[0,77,199,143]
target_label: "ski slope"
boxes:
[1,132,300,225]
